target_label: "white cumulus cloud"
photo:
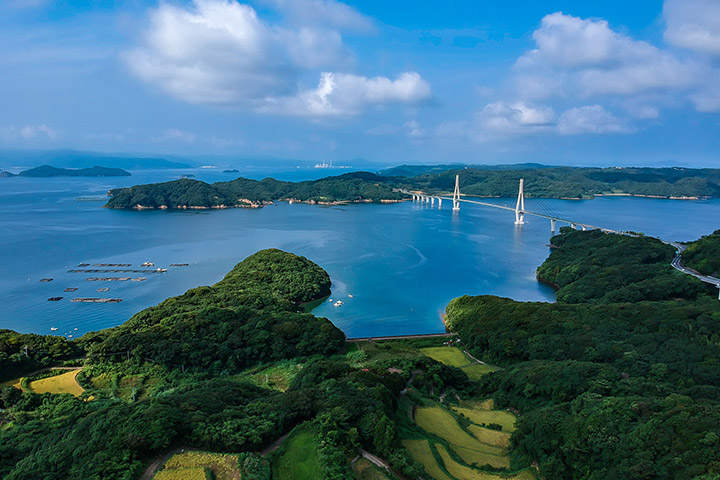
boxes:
[478,101,554,134]
[126,0,429,116]
[265,71,430,116]
[665,0,720,56]
[557,105,630,135]
[516,12,696,99]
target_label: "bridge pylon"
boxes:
[452,175,460,211]
[514,178,525,225]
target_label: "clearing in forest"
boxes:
[28,370,84,397]
[272,429,322,480]
[420,347,471,367]
[154,452,240,480]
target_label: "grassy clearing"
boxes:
[453,407,517,432]
[28,370,84,397]
[421,347,470,367]
[244,362,301,392]
[467,425,511,448]
[415,407,504,455]
[461,364,498,381]
[352,458,390,480]
[402,439,453,480]
[154,467,210,480]
[273,430,322,480]
[159,452,240,480]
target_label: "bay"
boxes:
[0,167,718,339]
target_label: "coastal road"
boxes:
[668,243,720,296]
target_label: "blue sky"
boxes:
[1,0,720,166]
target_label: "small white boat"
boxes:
[348,294,353,298]
[68,335,73,338]
[334,301,344,307]
[50,327,58,331]
[328,299,333,302]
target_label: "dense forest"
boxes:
[404,166,720,199]
[82,249,344,370]
[536,228,711,303]
[105,172,406,209]
[683,229,720,276]
[446,230,720,480]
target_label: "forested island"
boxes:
[1,165,131,177]
[104,165,720,210]
[105,172,406,209]
[1,231,720,479]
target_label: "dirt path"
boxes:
[259,433,289,456]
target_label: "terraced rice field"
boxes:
[436,445,535,480]
[408,403,533,479]
[467,425,511,448]
[29,370,84,397]
[401,440,453,480]
[453,406,516,432]
[155,452,240,480]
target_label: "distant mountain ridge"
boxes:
[0,149,192,170]
[5,165,131,178]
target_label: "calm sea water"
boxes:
[1,167,719,338]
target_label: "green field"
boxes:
[273,430,322,480]
[154,467,210,480]
[402,439,453,480]
[453,406,516,432]
[28,370,84,397]
[420,347,471,367]
[157,451,240,480]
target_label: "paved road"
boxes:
[668,243,720,295]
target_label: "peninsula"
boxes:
[105,171,406,209]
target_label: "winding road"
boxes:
[668,243,720,296]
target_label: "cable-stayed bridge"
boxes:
[402,176,720,296]
[402,175,622,234]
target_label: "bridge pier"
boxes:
[551,219,556,232]
[453,175,460,211]
[514,178,525,225]
[437,198,442,208]
[431,197,435,205]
